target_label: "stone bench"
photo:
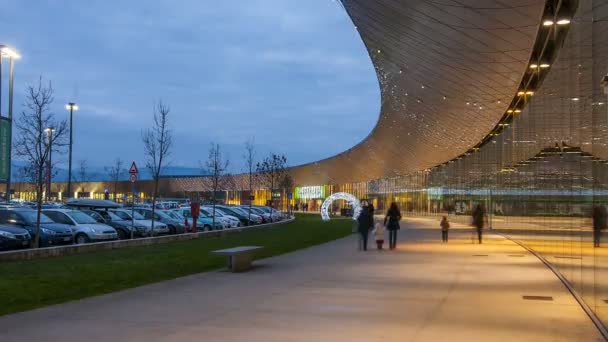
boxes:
[211,246,263,272]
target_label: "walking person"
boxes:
[372,222,385,250]
[472,204,485,244]
[593,204,607,248]
[440,216,450,243]
[384,202,402,250]
[357,203,371,251]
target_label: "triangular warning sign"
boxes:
[129,161,139,175]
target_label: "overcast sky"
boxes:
[0,0,379,173]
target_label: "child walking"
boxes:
[372,222,385,250]
[440,216,450,243]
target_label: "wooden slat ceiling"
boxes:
[291,0,546,185]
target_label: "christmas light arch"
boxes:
[320,192,361,221]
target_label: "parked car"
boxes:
[0,208,74,247]
[240,206,272,223]
[133,208,187,234]
[201,206,240,228]
[79,209,146,239]
[173,208,223,231]
[109,209,170,235]
[0,224,31,251]
[252,206,286,221]
[216,206,262,225]
[42,209,118,244]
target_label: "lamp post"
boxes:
[44,128,55,202]
[0,45,19,203]
[65,102,78,200]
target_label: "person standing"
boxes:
[384,202,402,250]
[593,204,607,248]
[357,203,371,251]
[440,216,450,243]
[472,204,485,244]
[372,222,385,250]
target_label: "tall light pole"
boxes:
[44,127,54,202]
[65,102,78,200]
[0,45,19,203]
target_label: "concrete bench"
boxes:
[211,246,263,272]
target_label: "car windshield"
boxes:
[229,207,248,216]
[18,210,55,224]
[112,211,131,220]
[165,211,182,220]
[129,211,145,220]
[156,211,171,219]
[107,212,123,221]
[68,211,98,224]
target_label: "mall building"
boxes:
[11,0,608,329]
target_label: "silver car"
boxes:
[43,209,118,244]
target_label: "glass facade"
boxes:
[316,0,608,327]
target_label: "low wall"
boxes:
[0,217,295,262]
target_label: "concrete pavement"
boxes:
[0,218,603,341]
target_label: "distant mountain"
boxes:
[11,161,207,182]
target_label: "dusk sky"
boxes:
[0,0,379,174]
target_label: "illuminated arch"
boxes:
[321,192,361,221]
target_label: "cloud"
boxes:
[1,0,379,171]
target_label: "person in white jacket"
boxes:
[372,222,385,250]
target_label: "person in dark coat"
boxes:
[593,205,607,247]
[472,204,485,244]
[357,204,372,251]
[384,202,402,250]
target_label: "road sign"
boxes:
[129,174,138,183]
[129,161,139,175]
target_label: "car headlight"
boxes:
[0,231,16,239]
[41,228,56,235]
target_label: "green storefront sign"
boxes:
[0,118,11,182]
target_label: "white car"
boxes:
[201,206,240,228]
[43,209,118,244]
[110,209,170,235]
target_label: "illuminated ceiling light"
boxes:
[479,106,483,110]
[571,97,580,101]
[507,109,514,113]
[497,100,502,104]
[539,63,550,68]
[556,19,571,25]
[514,109,522,113]
[529,64,538,69]
[377,49,381,54]
[421,85,425,89]
[466,102,470,105]
[442,96,447,100]
[526,91,534,95]
[517,91,525,96]
[543,20,554,26]
[0,46,20,59]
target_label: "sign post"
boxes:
[129,161,139,239]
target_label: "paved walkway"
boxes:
[0,218,603,341]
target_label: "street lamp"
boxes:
[65,102,78,200]
[45,127,55,202]
[0,45,19,203]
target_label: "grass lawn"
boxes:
[0,214,352,316]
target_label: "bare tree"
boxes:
[278,173,294,214]
[105,158,124,201]
[77,159,89,194]
[243,138,256,223]
[14,78,68,247]
[142,101,172,236]
[205,143,229,228]
[256,153,288,214]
